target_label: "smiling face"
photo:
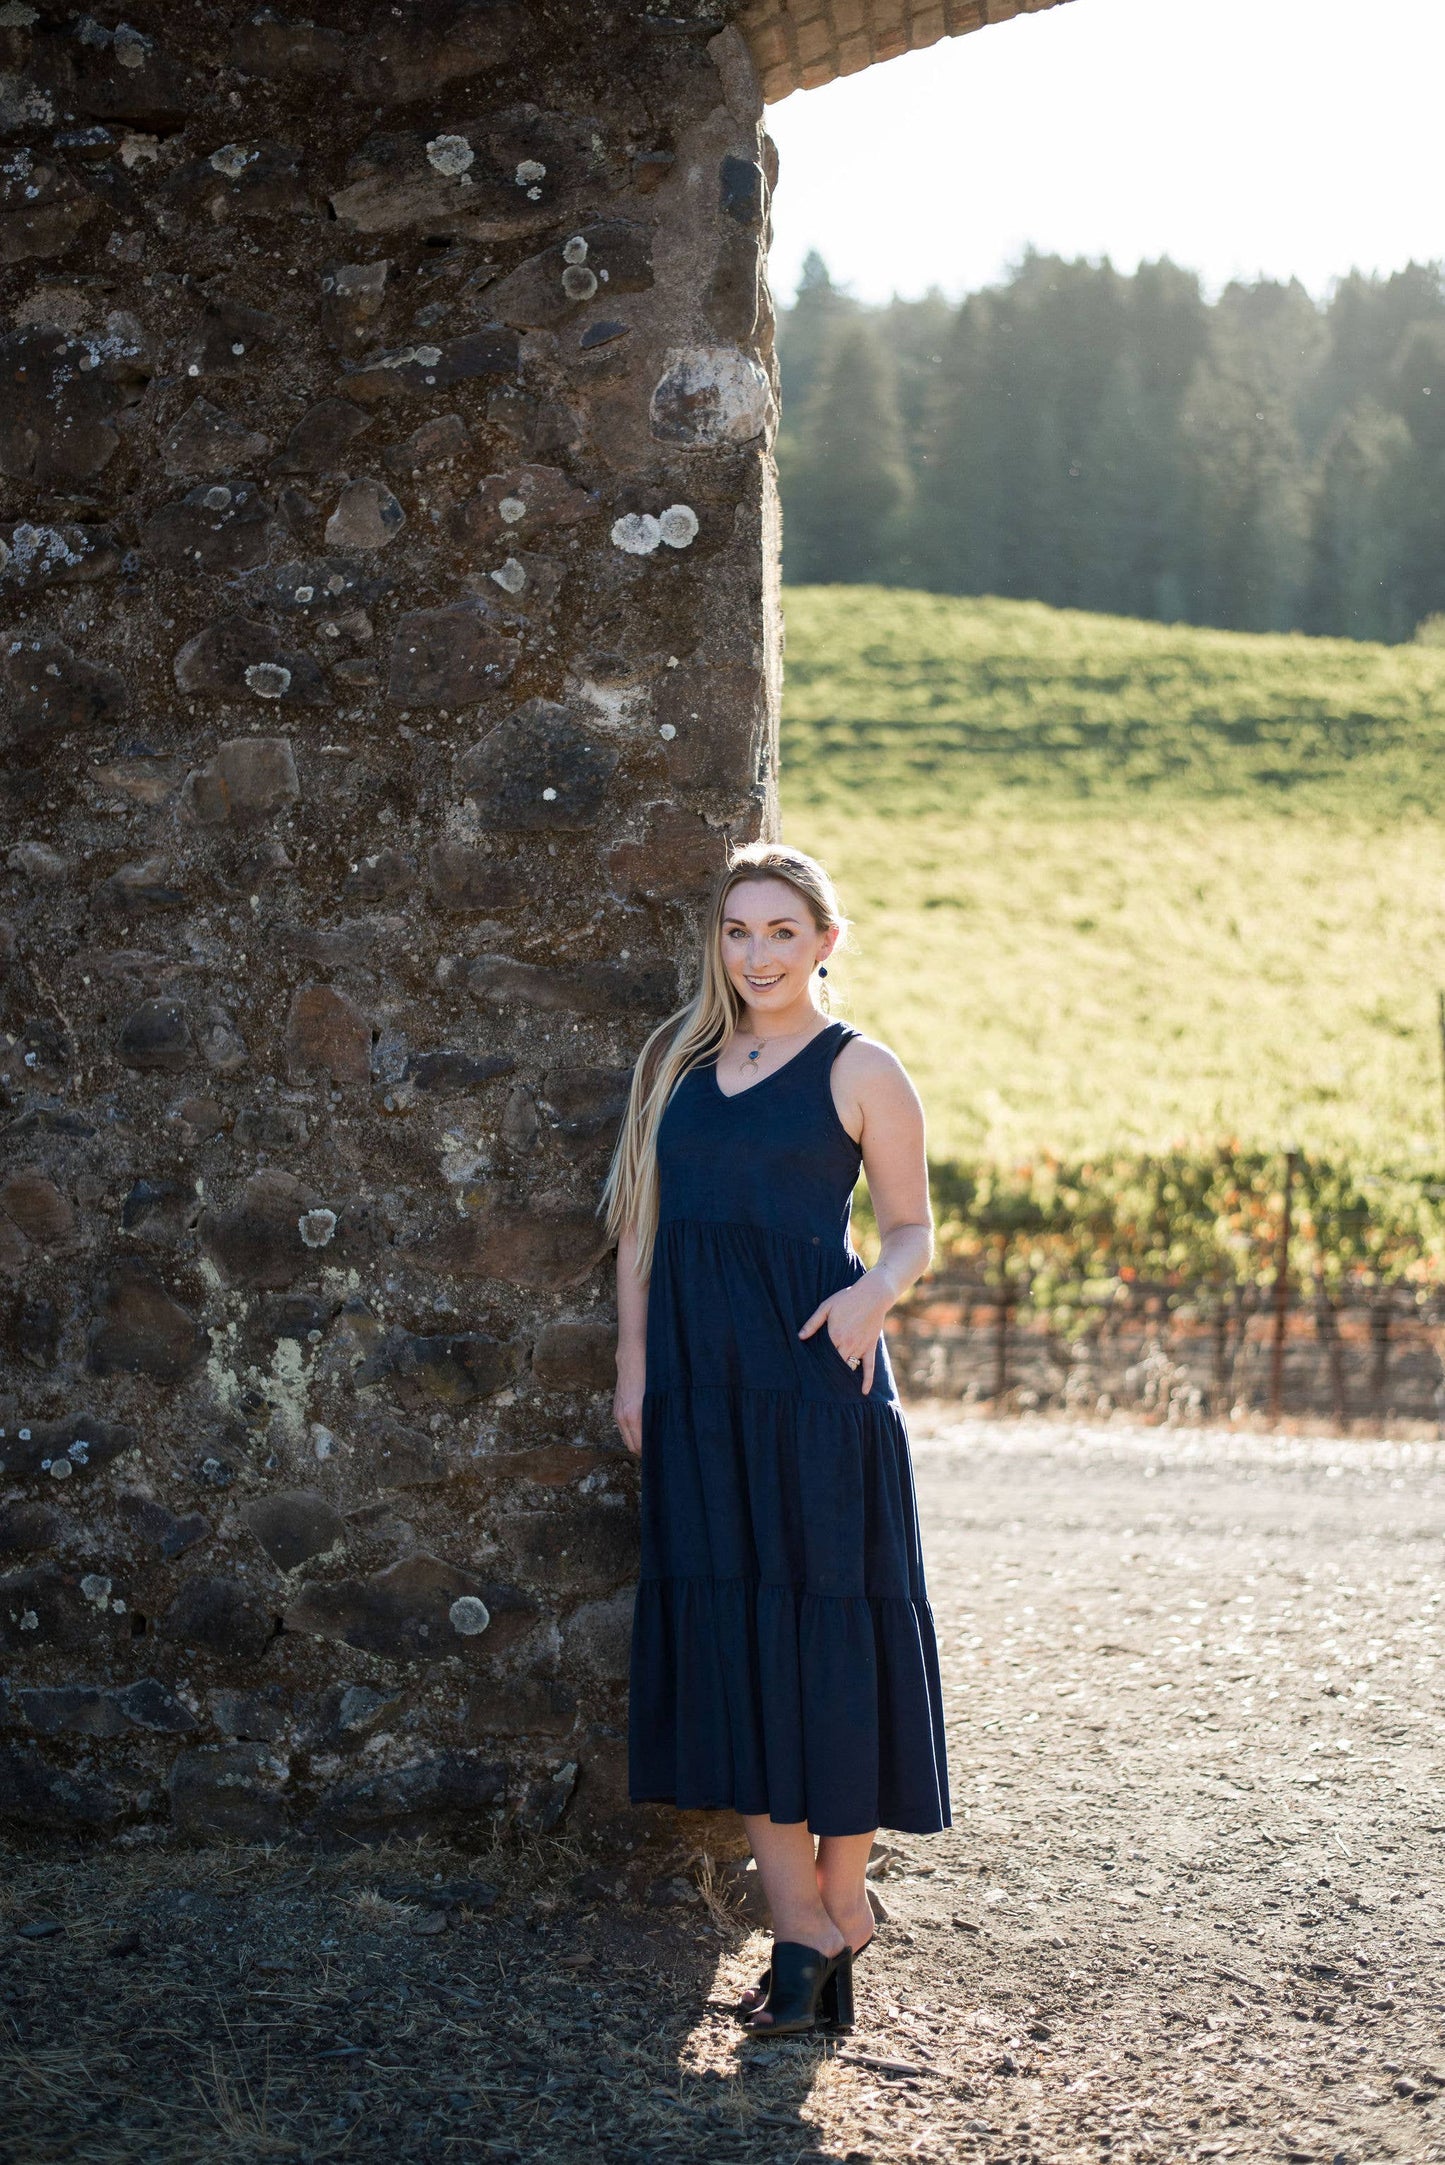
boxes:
[719,874,838,1023]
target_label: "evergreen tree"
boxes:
[1177,349,1312,633]
[1305,399,1412,640]
[1303,263,1445,452]
[782,318,913,584]
[1077,348,1157,618]
[1183,282,1323,631]
[1389,320,1445,629]
[979,253,1130,609]
[1109,260,1210,620]
[773,251,1445,642]
[775,250,857,420]
[875,288,952,580]
[913,290,1006,594]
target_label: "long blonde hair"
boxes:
[599,841,849,1277]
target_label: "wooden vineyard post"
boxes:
[1212,1294,1229,1416]
[1370,1293,1393,1421]
[1268,1150,1298,1422]
[1437,990,1445,1144]
[1314,1280,1348,1428]
[992,1293,1010,1406]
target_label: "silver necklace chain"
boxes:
[731,1020,820,1080]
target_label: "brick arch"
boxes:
[741,0,1074,102]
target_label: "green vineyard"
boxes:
[780,587,1445,1294]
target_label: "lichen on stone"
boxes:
[244,662,292,699]
[426,134,475,178]
[208,143,255,180]
[658,504,699,549]
[610,511,660,555]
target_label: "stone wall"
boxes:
[739,0,1072,102]
[0,0,781,1846]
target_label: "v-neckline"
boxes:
[710,1019,839,1102]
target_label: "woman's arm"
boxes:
[797,1040,933,1393]
[614,1221,649,1456]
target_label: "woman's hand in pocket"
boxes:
[614,1355,645,1457]
[798,1283,889,1392]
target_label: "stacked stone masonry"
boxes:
[0,0,785,1845]
[739,0,1072,101]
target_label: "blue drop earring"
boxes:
[817,965,828,977]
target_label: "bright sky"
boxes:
[766,0,1445,307]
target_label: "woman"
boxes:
[601,841,950,2037]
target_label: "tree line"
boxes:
[776,250,1445,642]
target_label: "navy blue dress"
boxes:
[628,1019,951,1837]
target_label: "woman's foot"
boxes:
[734,1909,873,2018]
[738,1920,845,2028]
[741,1941,851,2034]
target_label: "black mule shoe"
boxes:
[740,1943,852,2039]
[734,1932,873,2024]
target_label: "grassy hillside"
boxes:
[779,590,1445,1167]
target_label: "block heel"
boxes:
[734,1931,873,2023]
[821,1946,855,2034]
[740,1941,847,2038]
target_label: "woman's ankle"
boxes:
[769,1904,846,1957]
[817,1887,874,1950]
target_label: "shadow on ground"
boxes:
[6,1411,1445,2165]
[0,1832,850,2165]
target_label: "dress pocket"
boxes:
[822,1329,865,1382]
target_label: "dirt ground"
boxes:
[4,1409,1444,2165]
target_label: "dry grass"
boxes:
[693,1853,750,1936]
[340,1889,421,1926]
[191,2018,300,2160]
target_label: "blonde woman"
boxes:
[601,842,949,2037]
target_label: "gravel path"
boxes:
[4,1412,1443,2164]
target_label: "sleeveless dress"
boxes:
[628,1019,951,1837]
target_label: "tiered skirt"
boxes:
[629,1219,951,1837]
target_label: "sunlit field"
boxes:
[780,589,1445,1167]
